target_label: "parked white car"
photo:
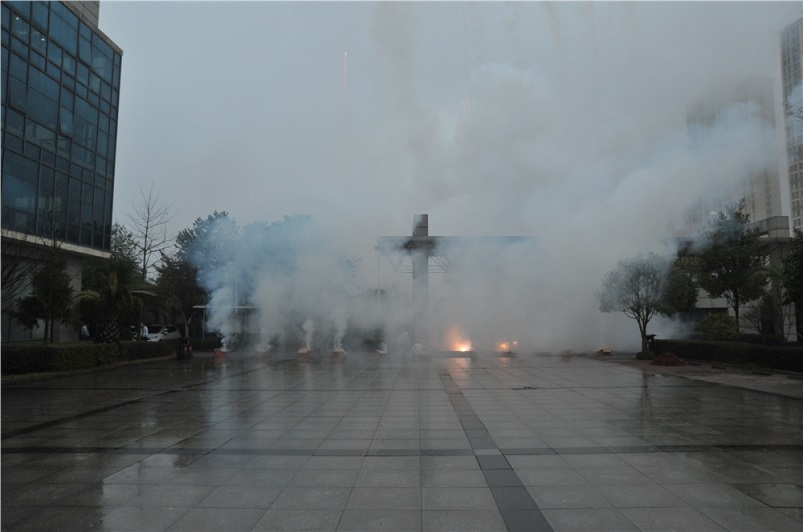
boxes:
[146,324,182,342]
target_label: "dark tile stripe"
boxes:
[438,369,554,532]
[4,443,802,456]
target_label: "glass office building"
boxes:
[2,0,122,252]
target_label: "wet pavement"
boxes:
[2,350,802,531]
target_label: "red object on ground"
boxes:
[650,352,687,366]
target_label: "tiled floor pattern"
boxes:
[2,351,802,531]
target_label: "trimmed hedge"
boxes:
[1,343,118,374]
[119,340,176,361]
[654,339,803,373]
[190,337,221,351]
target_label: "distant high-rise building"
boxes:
[781,16,803,230]
[685,78,783,233]
[1,1,122,340]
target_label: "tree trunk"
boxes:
[95,318,120,345]
[638,320,648,354]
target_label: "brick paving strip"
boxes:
[438,369,554,531]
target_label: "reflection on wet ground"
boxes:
[2,351,802,531]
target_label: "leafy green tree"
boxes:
[176,211,238,279]
[696,200,766,332]
[80,222,151,344]
[110,222,140,280]
[12,248,74,343]
[694,312,739,341]
[597,253,677,354]
[663,257,699,316]
[781,228,803,338]
[155,252,208,337]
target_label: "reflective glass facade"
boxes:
[1,1,121,252]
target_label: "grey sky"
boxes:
[100,1,801,351]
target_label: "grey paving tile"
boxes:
[776,507,803,523]
[166,507,264,531]
[272,487,352,510]
[664,482,770,507]
[303,456,365,470]
[347,487,422,510]
[542,507,639,531]
[731,483,803,508]
[574,466,655,486]
[101,465,178,485]
[89,506,189,531]
[697,506,803,531]
[506,454,569,469]
[362,456,421,470]
[248,454,310,469]
[290,468,360,487]
[222,467,297,487]
[4,352,802,532]
[595,483,690,508]
[421,487,497,511]
[253,509,342,531]
[561,453,628,469]
[421,455,480,470]
[423,510,507,531]
[517,467,589,486]
[620,507,727,531]
[526,485,612,509]
[422,469,487,487]
[58,482,145,507]
[338,510,422,531]
[198,485,282,508]
[355,468,421,487]
[1,505,37,530]
[125,484,217,507]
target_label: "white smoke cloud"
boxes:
[126,2,797,354]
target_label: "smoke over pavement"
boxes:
[131,2,799,354]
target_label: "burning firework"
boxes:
[444,324,472,352]
[299,318,315,354]
[497,340,518,353]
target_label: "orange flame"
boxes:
[444,324,472,352]
[497,340,518,353]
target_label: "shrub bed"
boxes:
[119,341,175,361]
[654,339,803,373]
[1,343,118,374]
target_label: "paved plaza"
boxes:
[2,350,802,531]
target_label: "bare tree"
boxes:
[786,101,803,121]
[128,184,174,281]
[3,212,68,315]
[597,253,675,354]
